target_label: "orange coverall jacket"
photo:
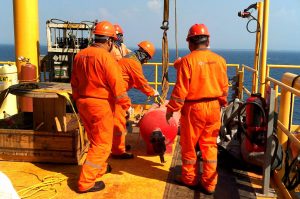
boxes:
[166,49,228,191]
[112,55,155,155]
[119,56,155,96]
[71,45,130,192]
[111,43,131,61]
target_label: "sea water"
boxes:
[0,44,299,123]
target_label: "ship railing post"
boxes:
[238,67,244,100]
[259,0,270,97]
[252,1,264,94]
[155,63,158,91]
[262,88,276,196]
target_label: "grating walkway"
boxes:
[163,137,269,199]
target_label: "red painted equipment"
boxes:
[244,93,268,152]
[139,102,179,155]
[18,57,37,112]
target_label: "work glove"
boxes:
[151,89,164,106]
[165,111,173,125]
[153,89,160,97]
[126,106,134,119]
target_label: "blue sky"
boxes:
[1,0,300,50]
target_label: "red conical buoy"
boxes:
[139,102,179,154]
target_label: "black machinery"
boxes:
[44,19,96,82]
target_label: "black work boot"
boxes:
[111,152,134,159]
[78,181,105,193]
[198,183,215,195]
[125,144,131,151]
[106,164,112,173]
[174,175,197,190]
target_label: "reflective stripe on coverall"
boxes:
[112,55,155,155]
[71,45,130,192]
[166,49,228,191]
[111,43,131,61]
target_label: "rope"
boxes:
[56,92,85,150]
[31,90,84,149]
[16,173,67,199]
[174,0,179,59]
[160,0,170,101]
[162,0,169,23]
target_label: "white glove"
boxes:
[153,89,160,97]
[127,106,134,118]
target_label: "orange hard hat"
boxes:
[93,21,117,40]
[186,24,210,41]
[138,41,155,58]
[114,24,124,35]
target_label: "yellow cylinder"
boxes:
[277,72,300,180]
[0,64,18,119]
[259,0,270,97]
[252,2,263,93]
[13,0,40,79]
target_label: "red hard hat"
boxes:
[114,24,124,34]
[186,24,210,41]
[138,41,155,58]
[93,21,117,40]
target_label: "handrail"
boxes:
[268,64,300,69]
[240,64,258,98]
[0,61,16,65]
[277,121,300,149]
[242,64,257,73]
[143,62,240,93]
[266,72,300,198]
[267,64,300,80]
[266,76,300,96]
[243,87,251,96]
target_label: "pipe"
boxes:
[252,2,263,93]
[259,0,270,97]
[13,0,40,79]
[277,72,300,182]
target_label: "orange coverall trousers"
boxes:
[77,98,114,192]
[180,100,221,192]
[112,104,127,154]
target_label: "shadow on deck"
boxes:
[163,138,264,199]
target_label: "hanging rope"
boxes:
[160,0,170,100]
[174,0,178,59]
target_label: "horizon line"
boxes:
[1,43,300,52]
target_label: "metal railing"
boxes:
[0,61,16,65]
[143,62,175,91]
[266,72,300,199]
[143,62,240,93]
[267,64,300,78]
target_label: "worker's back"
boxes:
[71,46,124,101]
[181,49,227,100]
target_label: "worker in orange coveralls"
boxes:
[111,24,131,61]
[166,24,228,195]
[111,40,159,159]
[71,21,131,193]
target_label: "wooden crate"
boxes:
[0,128,89,164]
[33,96,67,132]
